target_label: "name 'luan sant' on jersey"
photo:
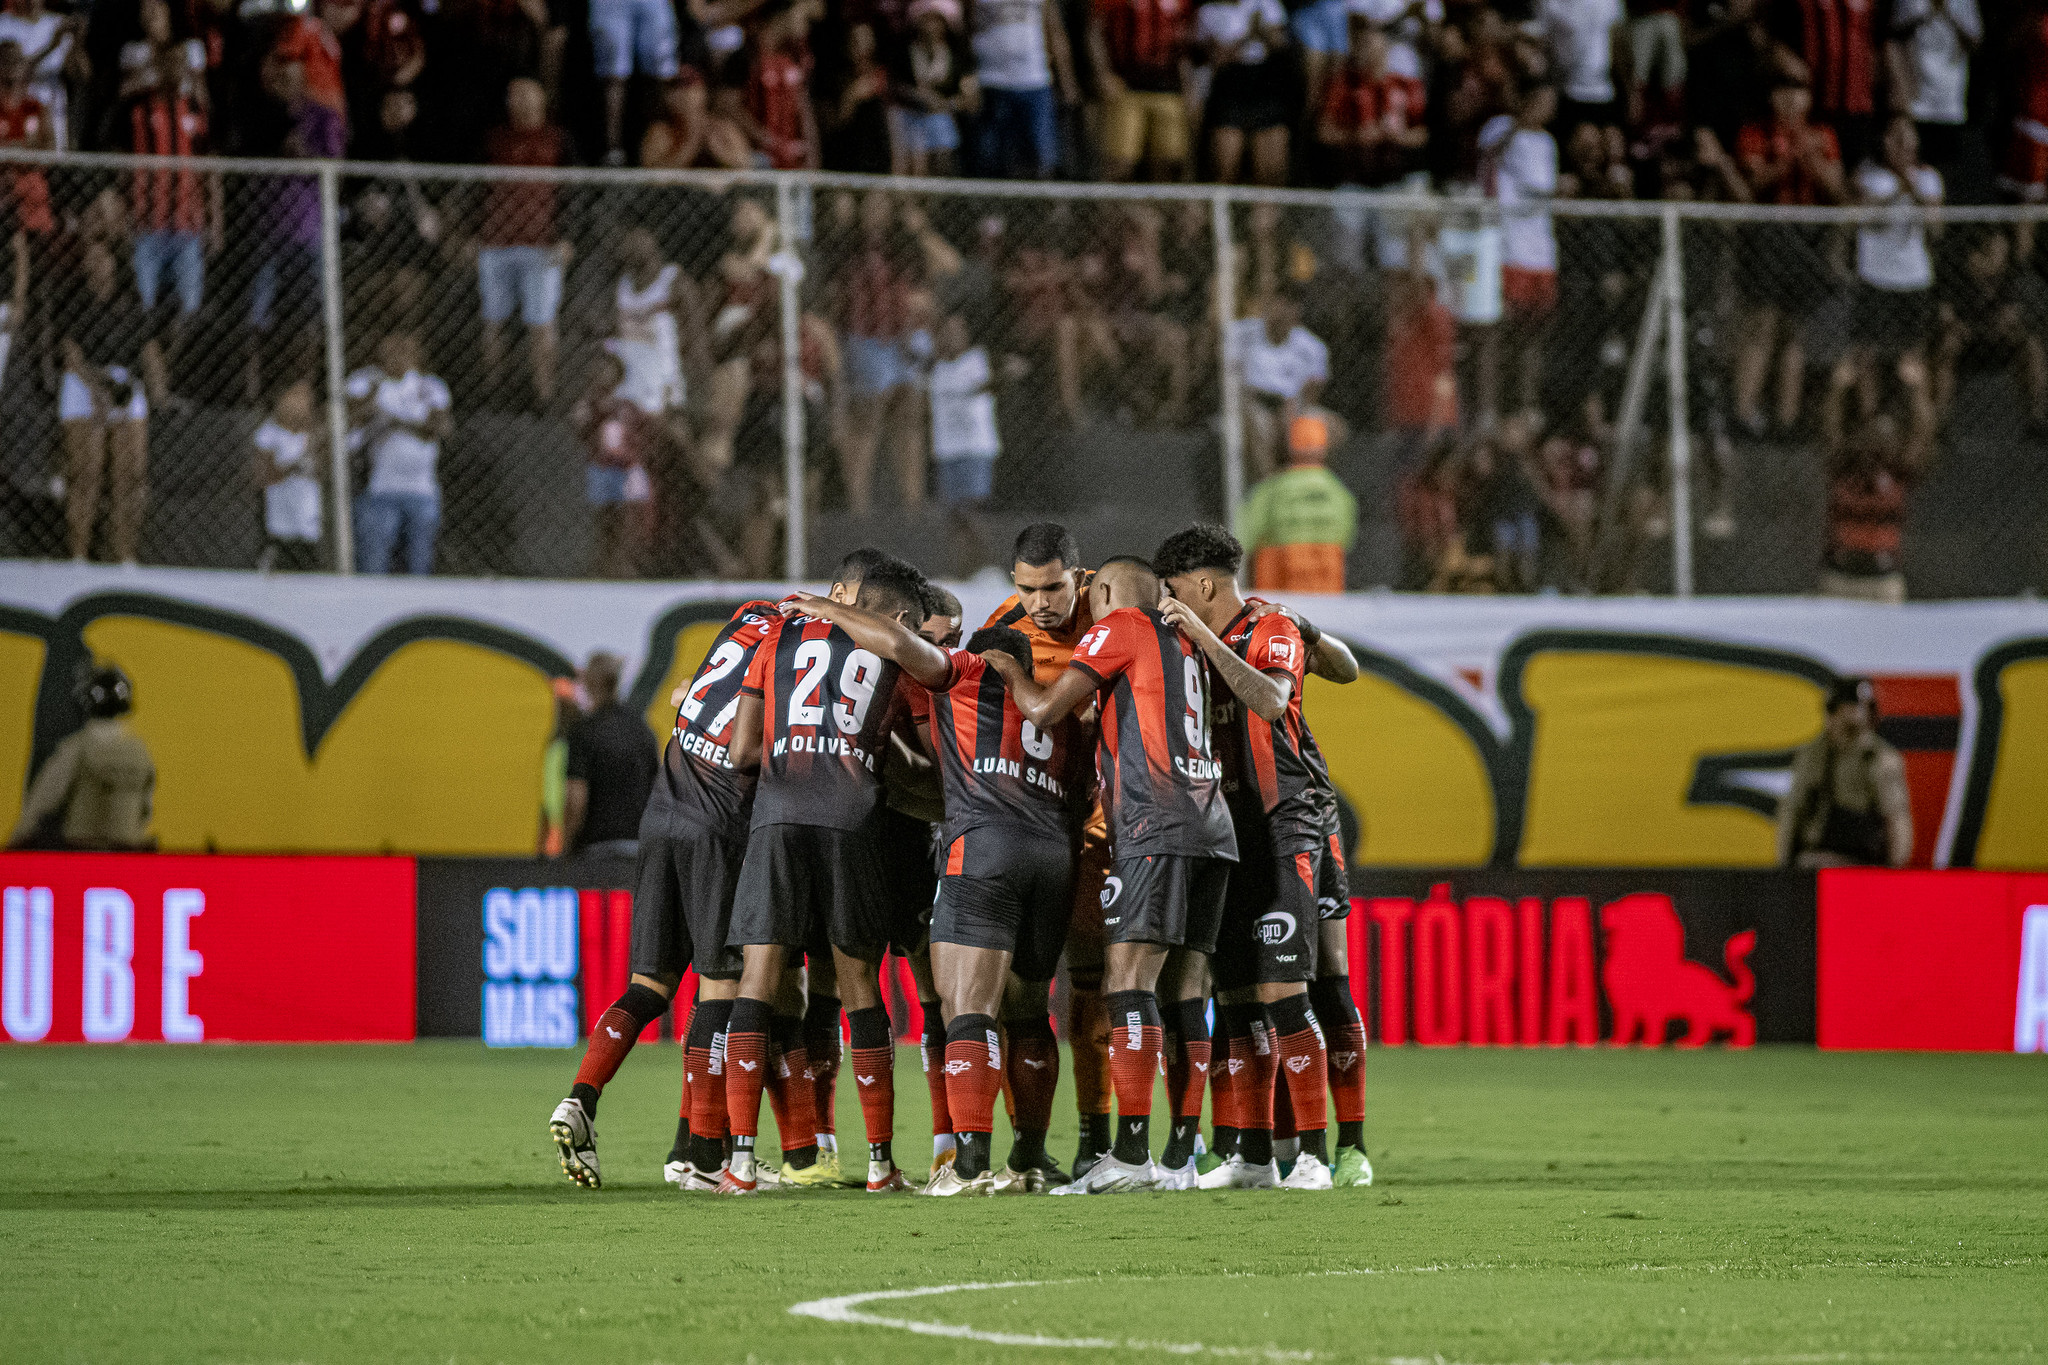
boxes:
[658,600,780,840]
[739,611,909,830]
[1216,605,1328,853]
[912,649,1084,846]
[1067,607,1237,861]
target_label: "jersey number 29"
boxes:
[789,640,883,734]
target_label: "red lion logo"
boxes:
[1600,893,1756,1047]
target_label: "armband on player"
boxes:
[1294,614,1323,650]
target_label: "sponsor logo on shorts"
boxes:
[1257,911,1298,946]
[1101,876,1123,909]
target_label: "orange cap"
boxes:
[1288,413,1329,460]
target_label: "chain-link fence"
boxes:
[0,150,2042,597]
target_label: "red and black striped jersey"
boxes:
[912,649,1081,845]
[658,601,779,839]
[1216,606,1325,854]
[739,613,908,831]
[1068,607,1237,861]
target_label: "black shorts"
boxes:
[630,805,746,981]
[931,828,1075,982]
[1213,846,1321,991]
[1316,815,1351,921]
[876,807,939,957]
[1101,853,1232,954]
[1207,60,1293,131]
[729,823,890,958]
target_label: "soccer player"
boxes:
[985,556,1238,1194]
[717,556,932,1194]
[1151,525,1335,1189]
[549,599,779,1191]
[781,591,1086,1195]
[982,522,1118,1178]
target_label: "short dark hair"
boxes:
[1097,554,1157,577]
[966,626,1034,675]
[833,547,902,591]
[919,582,962,621]
[1013,522,1080,570]
[1153,524,1244,579]
[856,558,930,621]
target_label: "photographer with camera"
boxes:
[59,237,166,564]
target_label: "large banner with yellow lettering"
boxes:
[4,565,2045,868]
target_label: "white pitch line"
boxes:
[787,1279,1318,1360]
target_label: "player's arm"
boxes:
[728,692,764,771]
[982,649,1096,730]
[779,591,954,689]
[884,728,945,822]
[1243,600,1360,683]
[1158,596,1291,721]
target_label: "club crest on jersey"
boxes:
[1101,876,1123,909]
[1258,911,1298,946]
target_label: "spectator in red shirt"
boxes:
[118,1,221,360]
[1087,0,1193,182]
[744,0,817,169]
[478,77,572,406]
[1764,0,1877,165]
[1733,77,1844,437]
[268,3,349,117]
[0,37,53,336]
[1317,20,1428,187]
[1385,263,1457,468]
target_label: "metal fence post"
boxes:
[1662,206,1693,598]
[774,177,807,581]
[1212,191,1243,537]
[319,164,353,574]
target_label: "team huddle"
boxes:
[548,522,1373,1195]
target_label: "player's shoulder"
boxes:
[985,593,1029,630]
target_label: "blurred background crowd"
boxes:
[0,0,2043,595]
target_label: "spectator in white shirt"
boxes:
[1533,0,1627,137]
[1849,117,1942,391]
[252,378,325,572]
[0,0,76,148]
[928,313,1010,571]
[1481,84,1559,420]
[968,0,1077,177]
[347,332,452,575]
[1197,0,1293,184]
[1230,287,1338,479]
[1885,0,1978,175]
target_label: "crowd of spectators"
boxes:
[0,0,2038,594]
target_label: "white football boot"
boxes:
[548,1098,600,1189]
[1049,1152,1160,1194]
[1195,1155,1281,1190]
[1153,1158,1201,1191]
[922,1164,995,1196]
[1279,1153,1334,1190]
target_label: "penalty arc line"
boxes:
[787,1278,1321,1360]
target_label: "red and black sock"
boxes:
[1161,997,1210,1169]
[920,1006,952,1140]
[1002,1012,1059,1172]
[570,982,670,1120]
[1239,1009,1278,1166]
[1212,1003,1259,1159]
[723,995,774,1149]
[848,1004,896,1169]
[1105,989,1162,1165]
[1311,975,1367,1151]
[685,996,732,1170]
[804,992,842,1146]
[1270,993,1329,1163]
[765,1014,819,1167]
[1069,973,1112,1159]
[942,1013,1002,1178]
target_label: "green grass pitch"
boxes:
[6,1042,2043,1364]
